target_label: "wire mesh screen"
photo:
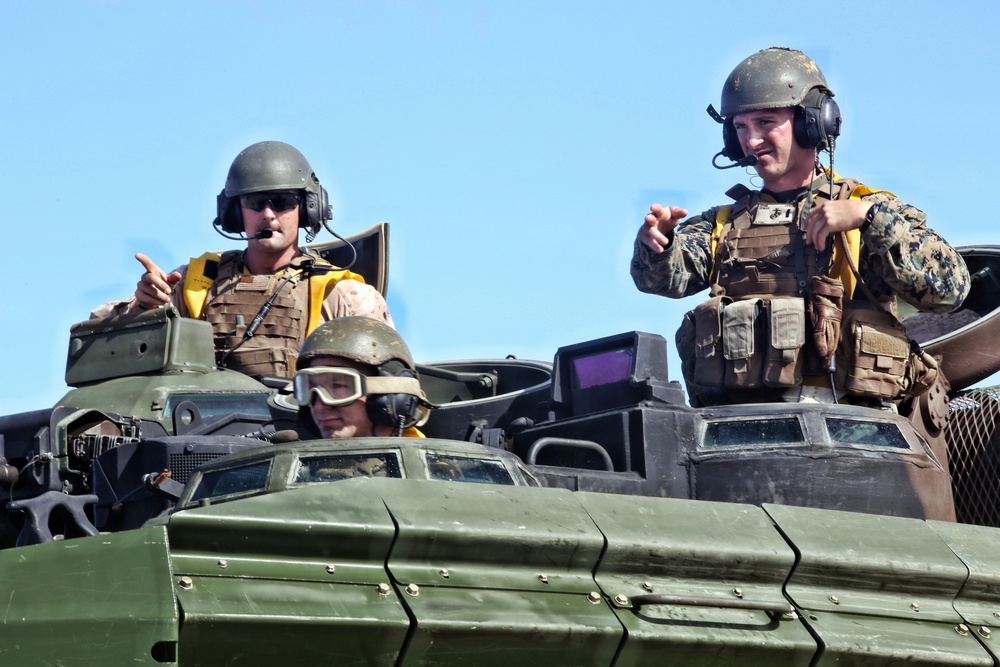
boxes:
[946,386,1000,526]
[169,451,228,483]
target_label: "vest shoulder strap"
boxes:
[183,251,229,320]
[827,177,890,299]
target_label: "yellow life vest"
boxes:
[182,251,366,337]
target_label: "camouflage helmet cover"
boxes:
[224,141,322,197]
[297,317,414,372]
[720,47,833,117]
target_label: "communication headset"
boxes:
[213,186,332,237]
[716,87,842,163]
[366,360,423,429]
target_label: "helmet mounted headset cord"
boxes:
[813,138,841,402]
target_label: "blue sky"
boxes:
[2,1,996,414]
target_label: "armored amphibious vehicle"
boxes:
[1,243,999,666]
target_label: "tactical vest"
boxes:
[183,251,362,378]
[676,177,934,405]
[711,178,860,300]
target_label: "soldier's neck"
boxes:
[762,173,831,203]
[243,246,301,275]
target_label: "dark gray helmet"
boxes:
[224,141,322,198]
[215,141,331,235]
[298,317,415,371]
[720,47,832,117]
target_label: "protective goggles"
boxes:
[240,192,302,213]
[294,367,367,407]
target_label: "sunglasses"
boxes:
[294,367,367,407]
[240,192,302,213]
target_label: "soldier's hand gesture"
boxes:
[640,204,688,254]
[133,253,182,311]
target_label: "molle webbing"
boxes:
[719,223,817,298]
[712,178,860,300]
[201,253,308,377]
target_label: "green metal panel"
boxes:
[581,493,817,666]
[167,480,410,666]
[66,308,216,386]
[397,588,621,667]
[175,578,408,666]
[928,520,1000,660]
[0,526,178,666]
[381,480,622,666]
[765,504,993,665]
[793,610,990,667]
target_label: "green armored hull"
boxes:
[5,471,1000,665]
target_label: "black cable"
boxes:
[318,221,359,271]
[218,268,301,369]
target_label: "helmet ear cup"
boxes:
[302,186,332,233]
[366,361,420,429]
[216,190,245,234]
[217,185,332,236]
[793,91,841,151]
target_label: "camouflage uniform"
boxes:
[631,178,970,314]
[91,249,393,378]
[632,175,970,407]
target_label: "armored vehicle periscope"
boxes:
[1,244,1000,666]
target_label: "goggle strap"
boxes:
[365,375,426,399]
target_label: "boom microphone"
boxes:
[712,151,759,170]
[252,228,274,239]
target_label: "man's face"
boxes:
[303,356,377,439]
[732,108,814,190]
[240,190,302,254]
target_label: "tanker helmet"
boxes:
[214,141,332,235]
[714,47,841,159]
[720,47,832,116]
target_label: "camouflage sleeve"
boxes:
[89,297,140,320]
[323,280,395,328]
[630,209,718,299]
[858,193,970,313]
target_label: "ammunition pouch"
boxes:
[765,298,806,387]
[677,296,806,395]
[836,305,938,400]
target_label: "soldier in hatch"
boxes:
[293,317,430,439]
[630,47,970,407]
[92,141,392,379]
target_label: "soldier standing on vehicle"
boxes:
[293,317,430,439]
[630,47,970,407]
[92,141,392,379]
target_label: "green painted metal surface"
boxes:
[7,464,1000,665]
[0,526,178,665]
[928,520,1000,662]
[582,493,817,666]
[765,504,994,665]
[168,480,410,665]
[382,480,621,666]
